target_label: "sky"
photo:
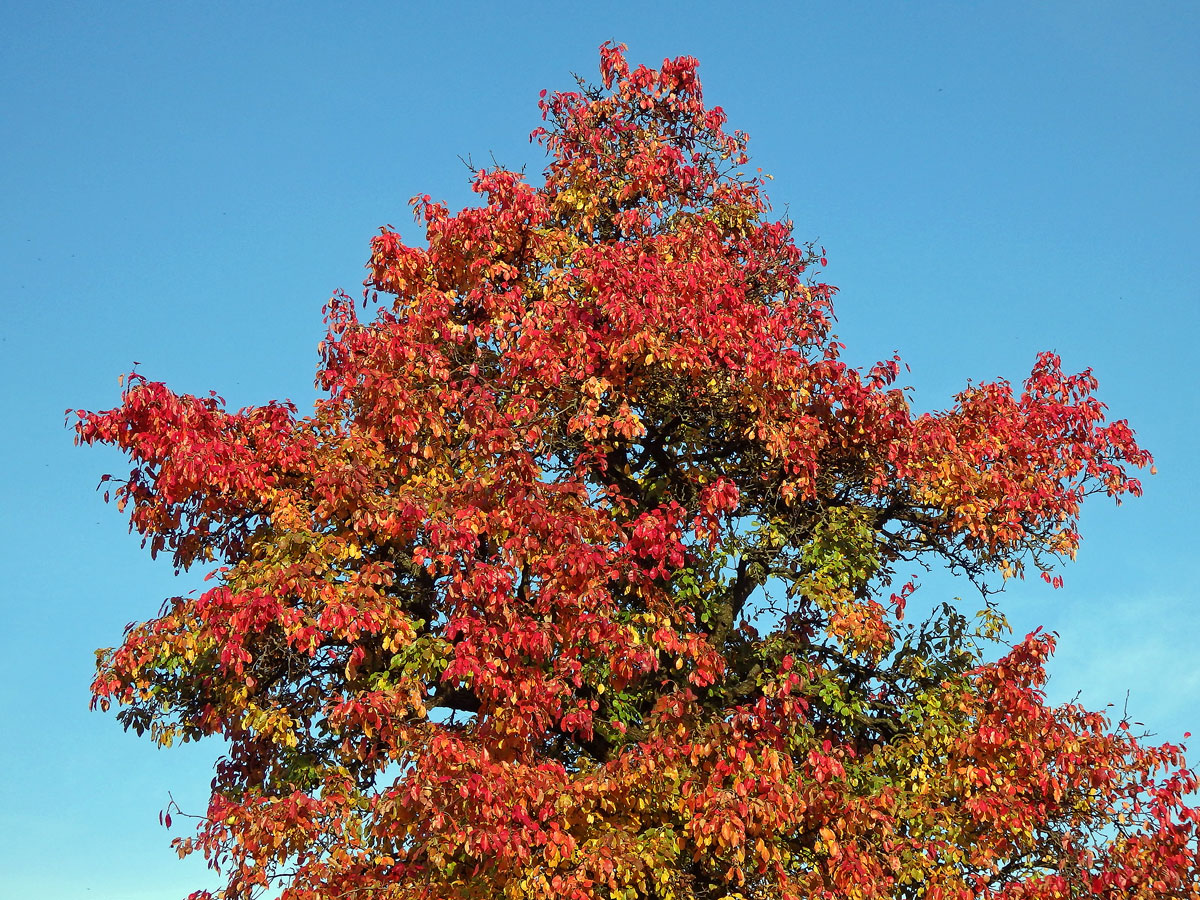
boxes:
[1,2,1197,897]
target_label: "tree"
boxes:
[76,43,1199,900]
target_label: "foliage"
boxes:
[76,43,1199,899]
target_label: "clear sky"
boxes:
[2,2,1197,897]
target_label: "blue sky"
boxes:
[2,2,1197,897]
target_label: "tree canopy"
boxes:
[77,43,1199,900]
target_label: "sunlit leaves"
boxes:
[77,42,1195,900]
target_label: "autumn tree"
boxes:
[76,44,1199,899]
